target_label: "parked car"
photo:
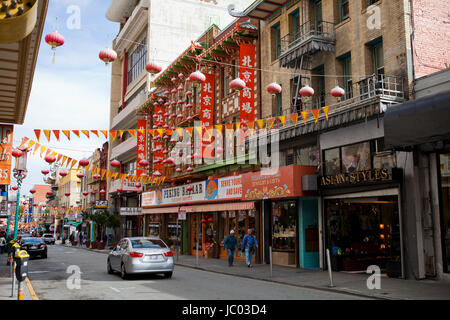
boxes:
[17,233,32,240]
[42,233,55,245]
[20,237,47,259]
[107,237,174,279]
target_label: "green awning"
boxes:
[65,221,82,227]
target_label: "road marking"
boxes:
[28,271,50,274]
[25,277,39,300]
[109,287,120,293]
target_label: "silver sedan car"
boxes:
[107,237,174,279]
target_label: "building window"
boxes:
[290,76,303,113]
[271,22,281,61]
[221,67,229,98]
[338,52,353,100]
[341,142,371,173]
[339,0,350,22]
[324,148,341,175]
[367,0,380,6]
[127,32,147,86]
[312,65,325,107]
[372,41,384,77]
[289,9,300,38]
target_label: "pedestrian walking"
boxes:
[241,229,258,268]
[0,235,6,254]
[78,232,83,246]
[223,230,238,267]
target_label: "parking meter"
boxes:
[14,250,29,282]
[10,242,20,257]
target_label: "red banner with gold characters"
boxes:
[136,119,147,177]
[153,106,165,174]
[239,43,256,125]
[0,125,13,185]
[201,73,214,159]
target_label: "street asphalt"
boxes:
[22,245,370,300]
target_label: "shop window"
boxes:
[237,210,247,258]
[167,213,181,252]
[228,211,236,235]
[341,142,371,173]
[148,214,161,237]
[372,139,396,170]
[324,148,341,175]
[439,153,450,272]
[272,201,297,265]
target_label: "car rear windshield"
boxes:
[23,238,44,244]
[130,239,166,249]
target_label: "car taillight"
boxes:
[21,246,27,250]
[130,252,143,258]
[163,251,173,257]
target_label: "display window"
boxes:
[147,214,161,238]
[167,213,182,253]
[325,196,401,274]
[324,148,340,175]
[342,142,371,173]
[439,153,450,272]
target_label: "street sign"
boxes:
[120,207,142,216]
[95,200,108,208]
[178,210,186,220]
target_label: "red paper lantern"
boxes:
[186,103,193,109]
[266,82,282,95]
[153,171,162,177]
[171,88,177,94]
[186,167,193,172]
[65,192,71,197]
[146,62,162,74]
[331,85,345,97]
[79,159,90,167]
[12,186,18,191]
[100,189,106,194]
[208,217,214,223]
[189,70,206,83]
[201,219,207,223]
[30,189,36,194]
[178,73,184,79]
[299,85,314,96]
[45,31,64,49]
[82,192,89,196]
[11,149,23,158]
[230,78,246,91]
[186,91,193,96]
[45,155,56,164]
[76,172,84,179]
[91,190,96,194]
[116,188,122,193]
[186,116,193,121]
[99,48,117,65]
[139,159,149,167]
[46,191,53,196]
[41,169,49,175]
[110,160,121,167]
[59,170,68,177]
[177,85,184,92]
[135,183,142,188]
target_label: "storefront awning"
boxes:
[142,202,255,214]
[64,221,82,227]
[384,90,450,151]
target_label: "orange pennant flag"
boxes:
[256,119,265,130]
[247,122,255,130]
[128,130,136,139]
[81,130,90,138]
[51,151,57,157]
[34,130,41,142]
[66,157,72,167]
[43,130,51,142]
[290,114,299,126]
[57,154,63,163]
[52,130,60,142]
[109,130,117,142]
[113,172,119,180]
[166,129,173,136]
[176,128,184,138]
[194,126,202,137]
[91,130,99,138]
[62,130,70,140]
[62,156,67,166]
[301,110,309,124]
[157,129,164,136]
[185,127,193,136]
[322,106,330,121]
[235,123,240,130]
[278,115,286,126]
[311,109,320,124]
[101,169,107,180]
[39,146,46,157]
[70,159,77,169]
[33,143,41,155]
[148,129,155,137]
[27,140,35,150]
[267,118,276,129]
[45,148,51,158]
[100,130,108,139]
[137,129,145,135]
[118,130,125,138]
[72,130,80,138]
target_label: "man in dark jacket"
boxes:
[223,230,238,267]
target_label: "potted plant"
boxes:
[97,241,105,250]
[85,240,90,248]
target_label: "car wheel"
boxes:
[164,272,173,279]
[42,253,47,259]
[107,259,114,274]
[120,263,128,280]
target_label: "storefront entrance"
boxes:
[324,195,402,275]
[439,153,450,273]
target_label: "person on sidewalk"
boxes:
[78,232,83,247]
[0,235,6,254]
[241,229,258,268]
[223,230,238,267]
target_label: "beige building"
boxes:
[56,168,81,209]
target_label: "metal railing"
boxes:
[280,20,335,56]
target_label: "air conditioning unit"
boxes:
[302,174,317,191]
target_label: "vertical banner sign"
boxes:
[201,73,214,159]
[154,106,165,175]
[136,119,147,177]
[239,43,256,125]
[0,125,13,185]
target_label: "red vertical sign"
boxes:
[153,106,165,174]
[201,73,214,159]
[239,43,256,125]
[136,119,147,177]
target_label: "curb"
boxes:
[173,263,397,300]
[25,277,39,300]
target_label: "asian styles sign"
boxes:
[239,43,255,125]
[319,168,393,187]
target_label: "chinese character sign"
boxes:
[0,125,13,185]
[153,106,165,174]
[136,119,147,177]
[201,73,215,159]
[239,43,256,124]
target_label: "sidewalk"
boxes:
[0,254,33,300]
[68,243,450,300]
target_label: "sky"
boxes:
[12,0,118,195]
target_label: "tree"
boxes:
[106,214,120,242]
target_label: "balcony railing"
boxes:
[280,21,335,56]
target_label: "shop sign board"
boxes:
[120,207,142,216]
[95,200,108,208]
[178,210,186,220]
[216,175,242,199]
[319,168,396,188]
[242,165,317,200]
[0,125,13,185]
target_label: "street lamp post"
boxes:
[12,148,27,240]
